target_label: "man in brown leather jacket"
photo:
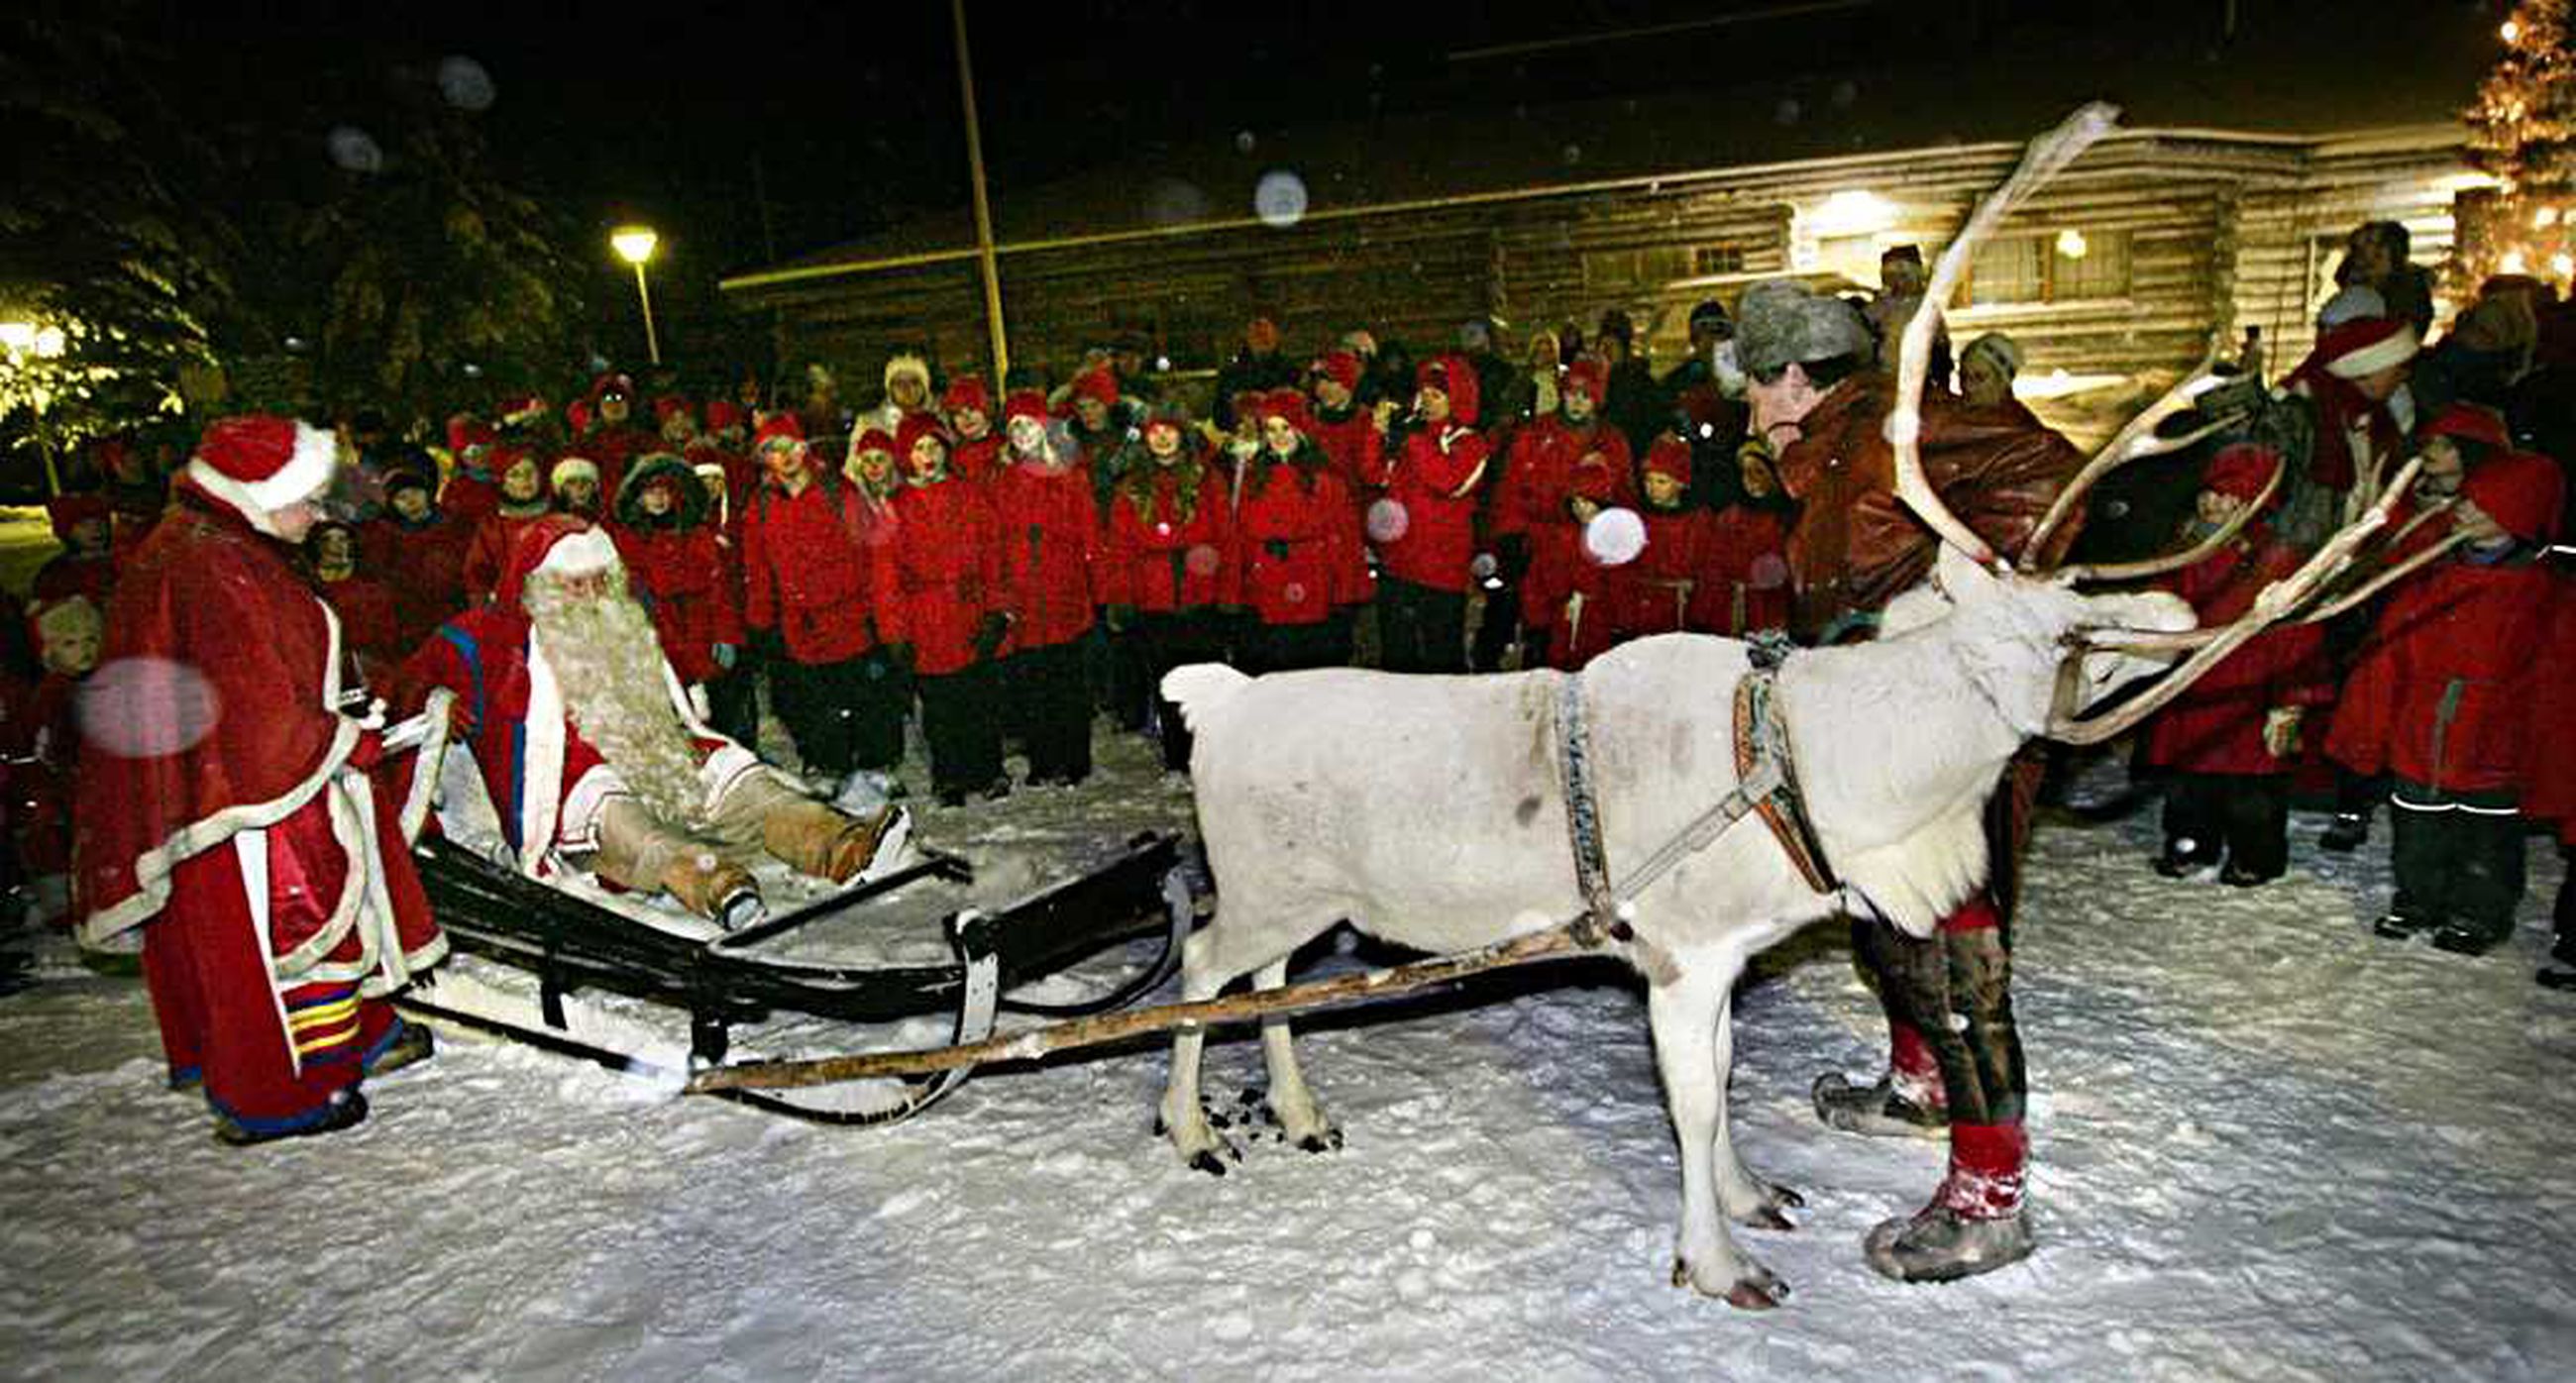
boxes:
[1736,278,2085,1283]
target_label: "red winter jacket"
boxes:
[885,476,1003,676]
[2326,554,2566,794]
[462,506,552,606]
[991,462,1099,651]
[1505,420,1635,627]
[1604,506,1715,645]
[611,521,744,686]
[318,573,404,674]
[1308,406,1382,510]
[1098,461,1236,613]
[740,474,886,666]
[951,434,1006,488]
[2141,531,2331,776]
[1234,451,1370,627]
[1367,424,1490,593]
[363,511,472,653]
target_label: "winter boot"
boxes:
[1814,1023,1948,1139]
[2372,909,2439,940]
[2318,812,2369,853]
[660,850,761,927]
[2430,918,2514,957]
[368,1019,435,1078]
[2153,836,2220,879]
[215,1089,369,1147]
[762,801,909,885]
[1863,1121,2034,1283]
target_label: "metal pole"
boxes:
[631,261,661,366]
[951,0,1009,381]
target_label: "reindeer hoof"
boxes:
[1736,1181,1805,1230]
[1743,1205,1795,1232]
[1724,1276,1790,1311]
[1773,1185,1806,1211]
[1188,1149,1231,1177]
[1296,1127,1343,1154]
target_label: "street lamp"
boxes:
[610,225,661,366]
[0,318,71,495]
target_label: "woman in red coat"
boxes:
[739,416,901,791]
[991,396,1102,786]
[1234,389,1370,674]
[1363,356,1490,673]
[609,452,744,697]
[2138,445,2330,887]
[1097,406,1234,770]
[886,415,1011,804]
[2327,449,2569,951]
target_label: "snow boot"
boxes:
[1864,1120,2033,1283]
[660,851,761,927]
[2372,909,2437,940]
[2153,837,2219,879]
[2318,812,2369,853]
[763,801,908,885]
[2430,919,2513,957]
[1814,1025,1948,1139]
[215,1089,369,1147]
[368,1020,435,1078]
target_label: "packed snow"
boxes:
[4,726,2572,1382]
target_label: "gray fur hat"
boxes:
[1735,279,1875,378]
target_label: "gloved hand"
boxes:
[710,642,738,671]
[2262,705,2304,758]
[972,611,1013,661]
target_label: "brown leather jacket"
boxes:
[1774,375,2085,639]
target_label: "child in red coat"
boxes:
[887,415,1011,804]
[2138,445,2330,886]
[1234,390,1370,674]
[992,402,1102,786]
[6,595,101,921]
[1364,357,1490,673]
[2328,449,2569,952]
[609,452,744,698]
[1098,408,1235,770]
[740,416,902,792]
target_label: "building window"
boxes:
[1582,245,1694,288]
[1693,245,1747,275]
[1965,229,2130,305]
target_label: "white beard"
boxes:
[523,571,710,830]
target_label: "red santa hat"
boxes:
[895,412,951,466]
[1314,351,1362,391]
[1072,368,1121,409]
[2417,402,2512,454]
[2200,443,2281,505]
[703,400,745,433]
[1644,434,1693,485]
[1002,389,1050,428]
[45,491,113,542]
[496,514,617,612]
[2460,449,2565,543]
[1256,389,1312,437]
[2318,317,2420,380]
[187,414,340,518]
[1562,358,1607,403]
[448,414,496,457]
[752,413,806,452]
[943,374,994,416]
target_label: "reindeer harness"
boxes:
[1554,635,1842,948]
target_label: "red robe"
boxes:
[610,520,744,687]
[317,572,405,684]
[462,503,553,607]
[2139,530,2331,776]
[75,484,447,1127]
[991,462,1100,651]
[362,510,474,654]
[885,476,1004,676]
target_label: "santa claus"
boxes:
[406,516,909,926]
[74,414,452,1145]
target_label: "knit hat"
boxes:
[753,414,806,452]
[1002,389,1050,429]
[46,492,112,543]
[2459,449,2565,543]
[850,427,898,460]
[653,395,693,425]
[1960,331,2023,380]
[1256,389,1312,437]
[1314,351,1362,391]
[1687,299,1732,335]
[550,456,600,489]
[2418,402,2513,454]
[2200,443,2281,505]
[895,413,950,466]
[942,373,994,416]
[188,415,339,515]
[1735,279,1876,379]
[2319,317,2420,379]
[1072,368,1121,409]
[1562,359,1607,402]
[1644,434,1693,485]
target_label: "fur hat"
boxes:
[550,456,600,490]
[2200,443,2280,505]
[1735,279,1875,379]
[883,353,932,393]
[943,373,994,416]
[1644,434,1693,486]
[2319,317,2420,379]
[2459,449,2565,543]
[1960,331,2023,380]
[188,415,339,517]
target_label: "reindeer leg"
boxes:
[1255,956,1341,1153]
[1158,926,1243,1175]
[1712,997,1803,1231]
[1651,964,1786,1309]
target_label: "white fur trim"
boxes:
[187,420,340,519]
[535,528,619,580]
[2324,326,2420,378]
[551,456,600,486]
[518,628,568,876]
[884,353,930,389]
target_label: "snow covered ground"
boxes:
[4,730,2571,1382]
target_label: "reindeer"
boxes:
[1154,105,2417,1308]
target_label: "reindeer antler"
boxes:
[2018,357,2246,572]
[1887,101,2123,567]
[2048,456,2426,744]
[2050,448,2282,584]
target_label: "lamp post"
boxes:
[610,226,662,366]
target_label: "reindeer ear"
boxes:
[1934,540,2002,603]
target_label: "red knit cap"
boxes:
[2200,443,2281,504]
[1644,434,1693,485]
[752,413,805,451]
[1569,453,1621,501]
[1563,358,1607,402]
[2460,449,2565,543]
[1257,389,1312,437]
[1072,368,1120,409]
[1002,389,1050,428]
[943,374,994,415]
[851,427,897,459]
[1314,351,1362,391]
[895,412,950,466]
[2418,402,2512,453]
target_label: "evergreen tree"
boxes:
[2454,0,2576,291]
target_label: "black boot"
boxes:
[214,1090,369,1147]
[2318,812,2369,853]
[2430,919,2514,957]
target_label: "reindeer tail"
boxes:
[1159,663,1253,731]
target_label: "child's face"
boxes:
[69,517,111,555]
[44,625,99,677]
[390,487,432,522]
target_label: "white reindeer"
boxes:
[1156,104,2406,1310]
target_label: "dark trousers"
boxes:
[702,658,761,748]
[2161,772,2292,878]
[1469,581,1520,673]
[1235,614,1353,676]
[770,654,866,778]
[1377,577,1466,675]
[1003,640,1094,785]
[1128,610,1229,772]
[2390,779,2526,933]
[917,662,1004,798]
